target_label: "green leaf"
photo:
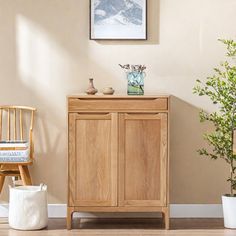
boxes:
[193,38,236,194]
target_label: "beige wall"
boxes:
[0,0,235,204]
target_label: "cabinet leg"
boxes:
[67,207,73,230]
[162,208,170,230]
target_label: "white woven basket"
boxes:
[9,184,48,230]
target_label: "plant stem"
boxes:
[230,160,234,196]
[230,98,236,196]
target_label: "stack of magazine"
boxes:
[0,141,30,162]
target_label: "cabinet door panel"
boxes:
[119,113,167,207]
[68,113,117,207]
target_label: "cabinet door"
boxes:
[119,113,168,207]
[68,113,118,207]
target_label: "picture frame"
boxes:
[90,0,147,40]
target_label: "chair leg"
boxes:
[0,176,5,194]
[19,165,32,185]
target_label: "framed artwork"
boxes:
[90,0,147,40]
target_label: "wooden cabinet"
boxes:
[67,95,170,229]
[119,113,167,207]
[68,113,118,207]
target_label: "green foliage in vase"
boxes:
[193,39,236,196]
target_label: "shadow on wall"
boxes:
[0,0,124,203]
[0,0,89,203]
[170,96,228,204]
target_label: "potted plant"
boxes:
[193,39,236,228]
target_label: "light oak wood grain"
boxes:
[69,206,167,212]
[68,97,168,112]
[0,175,5,193]
[19,165,32,185]
[68,113,117,207]
[67,96,169,230]
[68,113,76,206]
[68,94,170,99]
[119,113,167,207]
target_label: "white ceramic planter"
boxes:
[222,195,236,228]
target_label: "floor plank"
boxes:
[0,218,233,236]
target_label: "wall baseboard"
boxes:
[0,204,223,218]
[170,204,222,218]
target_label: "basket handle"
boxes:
[40,183,47,191]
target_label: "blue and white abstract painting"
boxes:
[90,0,147,39]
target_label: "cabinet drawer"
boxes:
[68,97,168,112]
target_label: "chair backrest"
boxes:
[0,106,36,160]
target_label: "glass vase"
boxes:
[127,72,145,95]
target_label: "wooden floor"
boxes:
[0,218,234,236]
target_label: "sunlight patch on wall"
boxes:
[15,15,71,168]
[16,15,70,94]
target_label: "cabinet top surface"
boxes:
[67,94,170,99]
